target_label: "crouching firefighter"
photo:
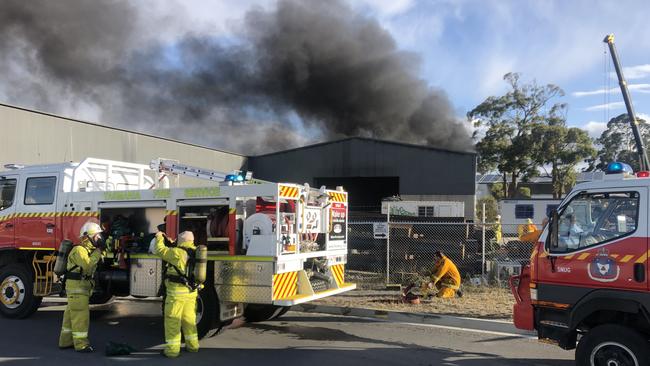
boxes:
[422,251,462,298]
[150,231,207,358]
[58,221,106,352]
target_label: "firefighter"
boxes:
[518,218,537,239]
[151,231,200,358]
[58,221,105,352]
[494,215,503,244]
[422,251,461,298]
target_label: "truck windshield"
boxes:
[553,191,639,253]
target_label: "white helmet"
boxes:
[178,231,194,243]
[80,221,102,238]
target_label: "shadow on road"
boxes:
[275,315,382,324]
[0,302,574,366]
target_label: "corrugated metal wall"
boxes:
[1,104,247,186]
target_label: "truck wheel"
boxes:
[89,292,114,305]
[244,304,286,322]
[274,306,291,319]
[0,264,42,319]
[576,324,649,366]
[196,284,220,339]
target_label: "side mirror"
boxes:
[546,209,559,251]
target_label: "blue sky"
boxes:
[166,0,650,139]
[358,0,650,138]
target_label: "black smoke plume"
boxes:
[0,0,473,154]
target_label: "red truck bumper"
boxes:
[510,265,534,331]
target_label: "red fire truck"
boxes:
[0,157,355,337]
[511,35,650,365]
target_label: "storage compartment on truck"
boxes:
[130,258,163,297]
[99,206,167,254]
[178,205,230,253]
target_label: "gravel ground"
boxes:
[313,286,515,320]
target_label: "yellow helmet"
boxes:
[80,221,102,238]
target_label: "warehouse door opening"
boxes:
[314,177,399,212]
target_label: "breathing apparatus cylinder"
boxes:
[54,240,73,276]
[193,245,207,285]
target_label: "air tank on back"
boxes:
[54,240,73,276]
[194,245,207,285]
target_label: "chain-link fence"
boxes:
[347,219,543,289]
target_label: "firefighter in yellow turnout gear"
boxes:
[151,231,200,358]
[423,251,461,298]
[59,222,105,352]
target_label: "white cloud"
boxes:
[351,0,415,18]
[582,121,607,138]
[585,101,625,112]
[621,64,650,80]
[573,83,650,97]
[638,113,650,122]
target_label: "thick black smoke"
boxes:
[0,0,473,154]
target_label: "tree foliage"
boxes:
[532,116,596,198]
[591,113,650,171]
[470,73,565,198]
[476,196,498,222]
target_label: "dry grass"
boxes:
[312,285,514,320]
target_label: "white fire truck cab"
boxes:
[0,158,355,337]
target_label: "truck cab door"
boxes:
[0,175,18,249]
[16,174,59,249]
[540,188,647,295]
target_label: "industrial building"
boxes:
[2,103,477,218]
[0,103,246,185]
[248,138,477,219]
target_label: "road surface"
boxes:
[0,298,574,365]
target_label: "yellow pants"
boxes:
[164,290,199,357]
[59,283,92,350]
[421,282,458,299]
[436,280,459,298]
[436,286,457,298]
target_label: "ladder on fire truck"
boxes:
[150,158,256,185]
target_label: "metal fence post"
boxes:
[386,203,391,284]
[481,203,486,278]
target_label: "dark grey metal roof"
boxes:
[252,136,477,158]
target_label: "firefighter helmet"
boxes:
[80,221,102,238]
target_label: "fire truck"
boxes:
[511,35,650,365]
[0,157,355,337]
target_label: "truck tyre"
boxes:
[275,306,290,319]
[89,292,114,305]
[244,304,286,322]
[0,264,42,319]
[576,324,649,366]
[196,284,220,339]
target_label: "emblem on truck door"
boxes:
[588,249,620,282]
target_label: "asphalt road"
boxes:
[0,298,574,365]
